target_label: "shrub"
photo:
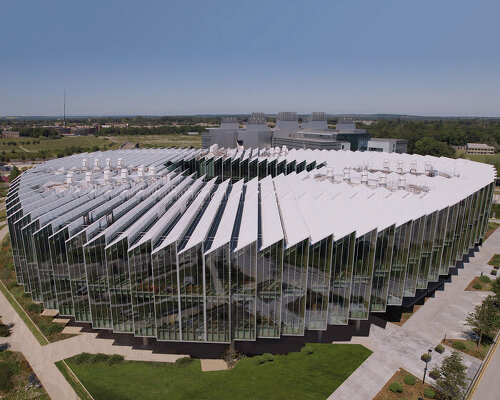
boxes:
[0,324,10,337]
[389,381,403,393]
[473,283,483,290]
[429,368,440,380]
[263,353,274,362]
[301,346,314,356]
[0,362,12,392]
[90,353,110,364]
[403,374,416,385]
[47,323,63,335]
[26,303,43,314]
[254,356,265,366]
[107,354,125,366]
[435,344,445,353]
[452,341,466,350]
[424,387,436,398]
[174,357,192,367]
[491,269,497,276]
[73,353,92,365]
[479,275,491,283]
[421,353,432,362]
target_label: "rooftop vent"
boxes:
[380,174,387,187]
[410,161,417,174]
[105,158,112,168]
[148,165,156,177]
[82,158,88,170]
[361,171,368,184]
[85,171,93,184]
[209,144,219,153]
[327,167,334,179]
[397,160,403,173]
[121,168,128,182]
[383,160,390,171]
[103,169,111,183]
[94,158,101,171]
[138,165,145,178]
[343,168,350,181]
[425,162,433,176]
[66,171,74,185]
[398,176,406,189]
[117,158,124,169]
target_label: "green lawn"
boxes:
[64,344,371,400]
[465,153,500,175]
[107,134,201,149]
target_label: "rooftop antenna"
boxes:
[63,90,66,126]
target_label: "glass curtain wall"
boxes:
[281,239,308,335]
[204,245,231,342]
[387,221,412,305]
[84,236,112,329]
[50,228,73,315]
[231,243,257,340]
[106,238,134,332]
[328,232,355,324]
[256,240,283,337]
[34,225,58,309]
[429,207,449,281]
[370,225,395,312]
[152,243,181,341]
[129,241,156,337]
[417,212,438,289]
[350,229,377,319]
[441,204,458,274]
[67,231,91,322]
[305,236,333,330]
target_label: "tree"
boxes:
[466,295,500,346]
[9,165,20,181]
[491,277,500,302]
[435,351,468,399]
[413,137,456,157]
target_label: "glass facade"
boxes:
[7,149,495,346]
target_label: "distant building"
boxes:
[202,114,272,149]
[359,138,408,154]
[466,143,495,155]
[2,130,20,138]
[202,112,407,153]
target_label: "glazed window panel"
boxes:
[388,221,412,305]
[306,236,333,330]
[350,230,377,319]
[417,212,437,289]
[404,216,425,297]
[429,207,449,282]
[257,240,283,338]
[205,246,230,342]
[51,228,73,316]
[67,232,91,322]
[328,233,355,324]
[231,243,257,340]
[370,225,395,312]
[281,240,307,335]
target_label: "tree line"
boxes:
[357,119,500,156]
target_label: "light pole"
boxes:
[422,348,433,384]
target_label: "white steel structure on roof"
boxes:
[6,147,495,345]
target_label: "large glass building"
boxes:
[6,147,495,347]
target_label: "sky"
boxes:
[1,0,499,117]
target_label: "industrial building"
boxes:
[6,148,494,350]
[202,113,407,153]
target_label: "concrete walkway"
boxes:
[329,227,500,400]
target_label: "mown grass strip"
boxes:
[55,360,95,400]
